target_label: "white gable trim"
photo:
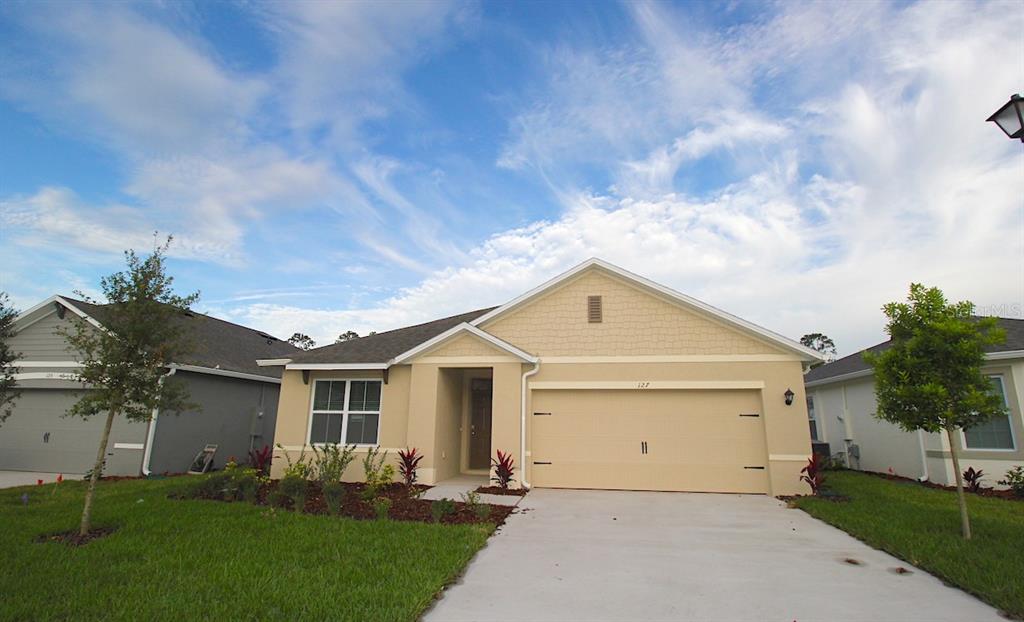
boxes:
[470,258,825,362]
[390,323,538,365]
[14,295,107,333]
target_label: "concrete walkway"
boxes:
[423,475,523,507]
[424,489,1003,622]
[0,471,76,489]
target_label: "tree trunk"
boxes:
[945,426,971,540]
[80,408,117,536]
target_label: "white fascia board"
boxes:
[169,364,282,384]
[284,363,389,371]
[987,350,1024,361]
[12,295,108,333]
[804,369,873,388]
[470,258,825,362]
[256,358,293,367]
[11,361,83,368]
[389,322,538,365]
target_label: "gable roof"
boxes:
[14,295,299,379]
[278,307,496,367]
[804,317,1024,387]
[391,322,537,364]
[472,258,824,361]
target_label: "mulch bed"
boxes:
[860,470,1024,502]
[474,486,528,496]
[35,526,117,546]
[177,481,515,526]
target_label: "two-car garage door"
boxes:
[530,389,769,494]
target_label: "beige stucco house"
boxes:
[259,259,824,496]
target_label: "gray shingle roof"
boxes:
[62,298,300,378]
[285,307,497,364]
[804,317,1024,384]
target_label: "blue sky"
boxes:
[1,0,1021,354]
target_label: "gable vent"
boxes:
[587,295,603,323]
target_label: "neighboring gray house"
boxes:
[804,317,1024,488]
[1,295,299,476]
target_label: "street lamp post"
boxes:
[987,93,1024,141]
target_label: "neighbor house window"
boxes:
[310,379,382,445]
[963,376,1014,450]
[807,395,819,441]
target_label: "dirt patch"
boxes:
[475,486,528,497]
[177,481,515,526]
[861,470,1023,501]
[35,526,117,546]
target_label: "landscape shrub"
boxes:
[397,448,423,487]
[962,467,985,493]
[490,450,515,489]
[311,443,357,483]
[361,447,392,501]
[461,491,490,521]
[322,481,345,515]
[431,498,456,523]
[800,454,826,495]
[248,445,274,477]
[278,475,308,512]
[999,466,1024,497]
[276,443,311,480]
[372,496,392,521]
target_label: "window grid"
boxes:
[309,379,382,446]
[962,375,1015,451]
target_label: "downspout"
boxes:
[520,360,541,489]
[142,368,176,476]
[916,430,930,482]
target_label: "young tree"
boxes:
[864,284,1005,539]
[0,293,20,425]
[335,330,359,343]
[288,333,316,350]
[800,333,837,367]
[61,238,199,537]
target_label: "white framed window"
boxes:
[962,375,1015,450]
[807,395,819,441]
[308,379,382,446]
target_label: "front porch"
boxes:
[422,474,524,507]
[407,361,524,487]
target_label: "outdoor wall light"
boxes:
[987,93,1024,141]
[784,388,795,406]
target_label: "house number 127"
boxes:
[636,381,651,389]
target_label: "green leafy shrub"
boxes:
[322,481,346,515]
[431,498,456,523]
[361,447,392,501]
[278,475,308,512]
[276,443,311,480]
[999,466,1024,497]
[196,472,230,499]
[372,496,392,520]
[236,473,260,502]
[310,443,357,483]
[461,491,490,521]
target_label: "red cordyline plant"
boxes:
[491,450,515,489]
[962,467,985,493]
[248,444,274,476]
[398,448,423,486]
[800,454,826,495]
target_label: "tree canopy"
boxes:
[288,333,316,350]
[0,293,20,425]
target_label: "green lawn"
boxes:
[794,470,1024,618]
[0,477,493,621]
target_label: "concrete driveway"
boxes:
[424,489,1003,622]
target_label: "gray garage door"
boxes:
[0,389,146,476]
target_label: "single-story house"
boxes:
[259,259,824,496]
[804,317,1024,488]
[1,295,299,476]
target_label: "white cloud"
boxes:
[229,0,1023,355]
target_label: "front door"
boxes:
[469,378,493,470]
